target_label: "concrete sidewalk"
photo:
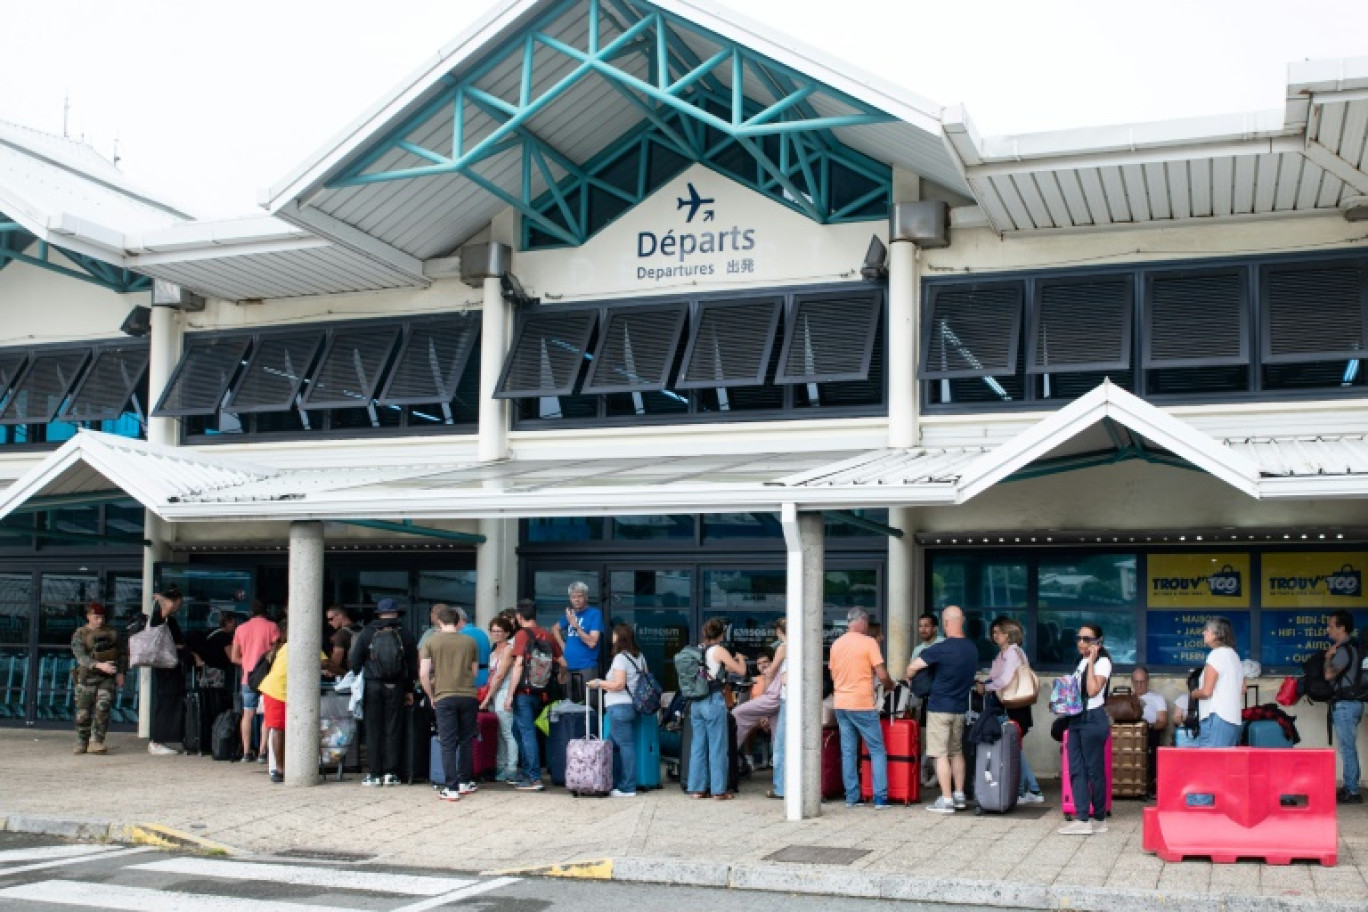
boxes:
[5,729,1367,911]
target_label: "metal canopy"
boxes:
[0,210,150,293]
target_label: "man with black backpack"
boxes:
[1325,610,1365,804]
[506,600,565,791]
[349,598,418,787]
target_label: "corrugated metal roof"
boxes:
[1225,436,1368,477]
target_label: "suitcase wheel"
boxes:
[974,806,983,816]
[1064,813,1074,821]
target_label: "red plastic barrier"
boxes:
[1142,747,1337,865]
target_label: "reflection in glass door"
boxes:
[0,574,32,721]
[36,574,100,725]
[607,569,691,692]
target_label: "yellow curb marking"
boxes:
[123,824,234,855]
[488,859,613,880]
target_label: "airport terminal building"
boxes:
[2,0,1367,813]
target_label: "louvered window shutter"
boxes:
[583,304,688,394]
[225,331,326,413]
[1027,279,1132,374]
[0,352,27,406]
[1144,270,1249,367]
[676,299,782,389]
[775,294,883,384]
[377,315,480,406]
[301,325,402,408]
[60,344,149,421]
[0,349,91,425]
[1263,263,1367,364]
[920,284,1023,379]
[494,309,598,398]
[154,335,253,417]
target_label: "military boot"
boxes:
[73,740,88,754]
[87,741,108,755]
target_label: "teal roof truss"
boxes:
[0,213,150,293]
[327,0,894,248]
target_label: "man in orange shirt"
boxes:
[829,607,896,808]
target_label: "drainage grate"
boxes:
[764,845,871,865]
[277,849,376,863]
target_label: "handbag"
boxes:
[1049,674,1084,716]
[1104,685,1144,723]
[1275,675,1300,707]
[999,647,1039,708]
[128,622,178,669]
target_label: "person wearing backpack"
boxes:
[230,600,280,763]
[349,598,418,787]
[506,600,565,791]
[684,618,748,800]
[1325,610,1365,804]
[588,623,651,797]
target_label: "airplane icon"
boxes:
[676,183,715,223]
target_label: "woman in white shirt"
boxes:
[1185,617,1244,748]
[589,624,647,798]
[1058,623,1113,836]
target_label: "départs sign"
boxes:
[634,180,759,282]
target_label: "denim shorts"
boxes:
[240,687,260,711]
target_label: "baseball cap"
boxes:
[87,602,108,617]
[376,598,402,614]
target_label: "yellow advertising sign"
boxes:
[1146,553,1250,608]
[1262,552,1368,608]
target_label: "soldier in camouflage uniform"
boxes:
[71,602,127,754]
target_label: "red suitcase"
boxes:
[860,717,921,805]
[1061,728,1113,819]
[821,728,844,800]
[474,711,499,779]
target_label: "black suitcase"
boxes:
[549,706,587,785]
[400,701,434,784]
[182,686,204,755]
[678,709,740,793]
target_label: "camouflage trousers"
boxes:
[75,677,117,743]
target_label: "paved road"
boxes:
[0,832,1008,911]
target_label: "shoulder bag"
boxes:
[998,646,1040,708]
[128,614,178,669]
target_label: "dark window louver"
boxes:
[376,316,480,406]
[0,349,91,425]
[0,352,27,405]
[775,294,883,384]
[1263,264,1367,364]
[225,331,325,413]
[1145,271,1248,367]
[1027,279,1132,374]
[60,344,149,422]
[582,304,688,394]
[494,309,598,399]
[675,299,783,388]
[301,325,402,409]
[920,284,1023,379]
[154,335,253,417]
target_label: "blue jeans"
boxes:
[513,693,541,782]
[687,692,730,795]
[1066,708,1111,822]
[772,699,786,796]
[607,703,637,793]
[1333,700,1364,795]
[836,708,886,804]
[1019,740,1041,796]
[1193,713,1240,748]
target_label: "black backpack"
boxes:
[1302,651,1337,703]
[247,646,277,694]
[366,627,406,682]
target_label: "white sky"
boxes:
[1,0,1365,219]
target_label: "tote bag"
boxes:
[129,623,178,669]
[999,647,1040,708]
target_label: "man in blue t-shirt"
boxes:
[905,606,978,814]
[554,581,603,704]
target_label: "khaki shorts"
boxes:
[925,711,965,758]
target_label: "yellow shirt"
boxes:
[258,644,326,703]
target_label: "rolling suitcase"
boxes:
[821,727,844,800]
[475,711,500,779]
[549,703,587,785]
[861,685,921,805]
[400,700,433,784]
[974,718,1021,814]
[429,735,446,786]
[605,709,663,790]
[211,709,240,761]
[182,673,205,755]
[1244,718,1294,748]
[1111,721,1149,797]
[565,700,613,795]
[678,709,741,793]
[1061,728,1113,820]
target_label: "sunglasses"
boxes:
[1075,635,1098,644]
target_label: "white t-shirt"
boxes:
[1075,656,1113,710]
[1138,691,1167,725]
[604,652,645,708]
[1200,645,1244,726]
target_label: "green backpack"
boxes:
[673,644,713,701]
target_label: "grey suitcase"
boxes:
[974,717,1021,815]
[565,699,613,796]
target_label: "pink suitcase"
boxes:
[565,701,613,796]
[475,711,499,779]
[1061,728,1113,820]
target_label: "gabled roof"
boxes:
[942,57,1368,234]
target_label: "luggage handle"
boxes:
[585,687,605,741]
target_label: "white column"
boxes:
[478,275,509,463]
[139,303,182,736]
[887,236,920,449]
[885,512,921,675]
[475,517,505,627]
[284,521,324,787]
[781,504,825,821]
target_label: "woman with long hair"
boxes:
[589,623,648,797]
[1058,623,1112,835]
[480,614,519,782]
[980,616,1043,803]
[687,618,747,800]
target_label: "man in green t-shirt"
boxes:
[419,603,480,801]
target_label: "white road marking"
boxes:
[390,876,521,912]
[133,856,476,896]
[0,880,347,911]
[0,847,151,878]
[0,844,124,864]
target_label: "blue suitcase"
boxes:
[1245,719,1294,748]
[548,707,587,785]
[604,709,662,790]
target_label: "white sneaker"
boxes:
[609,789,637,798]
[1091,820,1108,834]
[1019,791,1045,804]
[1057,820,1094,835]
[382,774,401,786]
[926,796,955,814]
[458,782,478,796]
[951,791,967,810]
[147,742,179,756]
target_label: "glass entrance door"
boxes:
[607,568,691,691]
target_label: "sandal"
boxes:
[713,793,735,801]
[765,789,783,800]
[689,792,709,800]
